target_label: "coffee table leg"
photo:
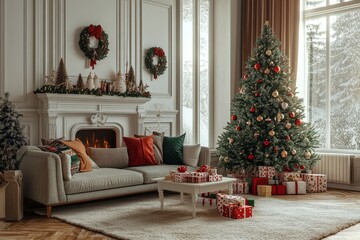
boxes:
[158,188,164,210]
[228,182,233,195]
[192,193,197,218]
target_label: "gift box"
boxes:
[280,172,301,182]
[244,198,255,207]
[271,185,286,195]
[200,197,216,207]
[303,174,327,193]
[257,185,272,197]
[283,181,306,194]
[169,171,177,181]
[232,205,253,219]
[191,172,209,177]
[268,179,280,185]
[186,175,207,183]
[222,203,236,217]
[217,193,246,215]
[251,178,269,194]
[258,166,276,179]
[208,168,217,176]
[232,182,249,194]
[174,172,189,183]
[208,174,223,182]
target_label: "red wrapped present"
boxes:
[191,172,209,177]
[222,203,236,217]
[232,205,253,219]
[283,181,306,194]
[303,174,327,193]
[271,185,286,195]
[258,166,276,179]
[186,175,207,183]
[217,193,246,215]
[208,174,222,182]
[251,178,268,194]
[174,172,189,183]
[233,182,249,194]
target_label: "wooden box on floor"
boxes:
[257,185,272,197]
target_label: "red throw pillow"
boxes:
[123,136,157,166]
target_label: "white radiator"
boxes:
[311,153,352,184]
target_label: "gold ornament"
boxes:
[254,132,260,138]
[228,138,234,144]
[285,122,292,129]
[281,150,288,158]
[281,102,288,109]
[256,115,264,122]
[272,90,279,98]
[265,50,272,56]
[269,130,275,136]
[246,120,252,126]
[276,112,284,122]
[264,68,270,74]
[291,149,297,155]
[304,151,311,159]
[224,157,229,162]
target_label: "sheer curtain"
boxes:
[241,0,300,89]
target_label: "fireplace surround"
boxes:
[36,93,151,146]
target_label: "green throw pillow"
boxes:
[163,133,186,165]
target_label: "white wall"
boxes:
[0,0,177,144]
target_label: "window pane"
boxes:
[199,0,209,147]
[182,0,193,143]
[305,0,326,10]
[329,9,360,150]
[329,0,353,5]
[306,17,327,148]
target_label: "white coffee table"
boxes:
[155,177,237,218]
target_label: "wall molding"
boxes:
[0,0,4,100]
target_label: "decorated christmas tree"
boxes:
[217,22,319,173]
[0,92,28,172]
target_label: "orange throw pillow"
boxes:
[62,138,92,172]
[123,136,157,167]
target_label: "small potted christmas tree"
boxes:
[0,92,28,221]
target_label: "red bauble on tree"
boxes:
[254,63,261,70]
[285,135,291,141]
[289,112,295,118]
[250,106,256,113]
[300,165,305,170]
[254,92,259,97]
[295,119,301,126]
[273,65,281,73]
[257,79,263,83]
[263,139,270,147]
[231,114,237,121]
[247,153,255,160]
[235,125,241,131]
[243,74,249,80]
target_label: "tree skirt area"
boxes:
[36,192,360,240]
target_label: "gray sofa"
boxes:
[18,145,210,217]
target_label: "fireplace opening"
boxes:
[76,129,117,148]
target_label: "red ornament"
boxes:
[231,114,237,121]
[255,92,259,97]
[257,79,263,83]
[285,135,291,141]
[289,112,295,118]
[295,164,299,169]
[250,106,256,113]
[247,153,255,160]
[295,119,301,126]
[235,125,241,131]
[254,63,261,70]
[177,165,187,173]
[273,65,281,73]
[273,147,278,152]
[263,139,270,147]
[300,165,305,170]
[243,74,249,80]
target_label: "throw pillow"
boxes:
[183,144,201,167]
[163,133,186,165]
[58,151,80,180]
[134,132,164,164]
[62,138,92,172]
[87,147,129,168]
[123,136,157,167]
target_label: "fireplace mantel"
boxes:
[37,93,151,141]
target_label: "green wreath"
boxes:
[79,24,109,69]
[145,47,167,79]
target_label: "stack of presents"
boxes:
[229,166,327,196]
[166,165,223,183]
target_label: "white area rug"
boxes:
[38,193,360,240]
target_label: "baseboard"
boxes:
[328,183,360,192]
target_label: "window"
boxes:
[180,0,213,146]
[300,0,360,152]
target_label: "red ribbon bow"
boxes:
[88,24,103,39]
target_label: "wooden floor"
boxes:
[0,188,360,240]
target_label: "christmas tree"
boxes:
[55,58,68,87]
[0,92,28,171]
[217,22,319,173]
[76,74,85,89]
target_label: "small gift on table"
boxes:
[258,166,276,179]
[251,178,269,195]
[208,174,223,182]
[283,180,306,194]
[257,185,272,197]
[271,185,286,195]
[232,205,253,219]
[174,165,190,183]
[187,174,208,183]
[233,181,249,194]
[303,174,327,193]
[217,193,246,215]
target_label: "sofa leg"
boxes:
[46,206,52,218]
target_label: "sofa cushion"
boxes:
[126,165,197,184]
[183,144,201,167]
[64,168,144,195]
[134,132,164,164]
[163,133,186,165]
[62,138,93,172]
[87,147,128,168]
[124,136,157,166]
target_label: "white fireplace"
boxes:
[36,93,151,146]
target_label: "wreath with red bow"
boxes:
[79,24,109,69]
[144,47,167,79]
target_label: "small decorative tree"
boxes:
[55,58,68,87]
[76,74,85,89]
[0,92,28,174]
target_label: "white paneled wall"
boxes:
[0,0,178,144]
